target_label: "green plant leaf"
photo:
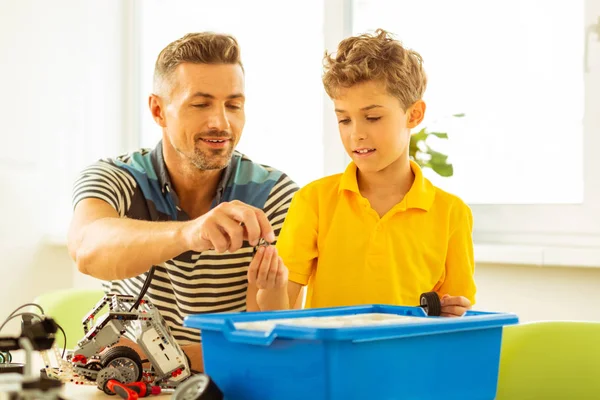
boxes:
[427,132,449,139]
[431,163,454,177]
[452,113,465,118]
[427,149,449,164]
[411,128,428,143]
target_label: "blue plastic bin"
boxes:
[184,305,518,400]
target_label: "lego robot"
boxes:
[45,293,191,394]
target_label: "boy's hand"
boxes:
[440,294,471,317]
[247,245,288,290]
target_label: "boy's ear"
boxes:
[407,100,426,129]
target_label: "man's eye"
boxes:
[227,104,242,110]
[191,104,209,108]
[338,119,350,125]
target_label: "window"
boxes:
[138,0,325,187]
[134,1,600,264]
[352,0,600,263]
[353,0,584,205]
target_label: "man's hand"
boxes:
[440,294,471,317]
[247,245,288,290]
[181,200,275,253]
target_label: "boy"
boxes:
[248,29,475,317]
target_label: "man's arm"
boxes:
[68,199,189,280]
[69,198,277,281]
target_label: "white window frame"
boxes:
[330,0,600,267]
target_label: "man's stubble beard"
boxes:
[188,145,234,170]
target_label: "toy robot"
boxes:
[45,293,192,394]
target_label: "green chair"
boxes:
[496,321,600,399]
[33,288,106,350]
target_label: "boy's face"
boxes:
[333,80,425,173]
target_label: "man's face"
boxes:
[333,80,423,173]
[159,63,245,170]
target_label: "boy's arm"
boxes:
[435,201,476,315]
[254,188,318,311]
[246,174,300,311]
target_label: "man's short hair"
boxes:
[153,32,244,96]
[322,29,427,110]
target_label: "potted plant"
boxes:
[409,113,464,177]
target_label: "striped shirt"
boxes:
[72,141,298,345]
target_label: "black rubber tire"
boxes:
[420,291,442,316]
[172,374,224,400]
[100,346,143,382]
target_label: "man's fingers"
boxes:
[203,223,230,253]
[224,203,272,245]
[215,214,244,252]
[234,208,261,246]
[256,246,274,288]
[247,246,265,284]
[254,209,275,243]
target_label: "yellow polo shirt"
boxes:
[276,160,476,309]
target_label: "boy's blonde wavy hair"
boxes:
[322,29,427,110]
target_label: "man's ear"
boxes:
[407,100,426,129]
[149,94,167,128]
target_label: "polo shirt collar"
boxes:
[338,159,435,211]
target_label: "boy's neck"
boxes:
[357,156,415,198]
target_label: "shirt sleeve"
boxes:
[436,200,477,305]
[72,160,136,217]
[276,186,319,286]
[262,173,299,245]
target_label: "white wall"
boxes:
[474,263,600,322]
[0,0,128,334]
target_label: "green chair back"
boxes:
[496,321,600,399]
[33,288,106,350]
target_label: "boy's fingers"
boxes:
[440,305,467,317]
[440,312,460,318]
[257,247,274,288]
[247,246,265,284]
[440,295,470,308]
[266,249,279,288]
[275,258,288,287]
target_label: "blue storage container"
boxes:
[184,305,518,400]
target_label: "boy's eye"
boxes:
[366,117,381,122]
[338,119,350,125]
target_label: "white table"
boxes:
[6,350,173,399]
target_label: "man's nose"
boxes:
[207,107,230,131]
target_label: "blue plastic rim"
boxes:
[185,304,519,345]
[184,305,519,400]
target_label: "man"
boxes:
[67,32,297,371]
